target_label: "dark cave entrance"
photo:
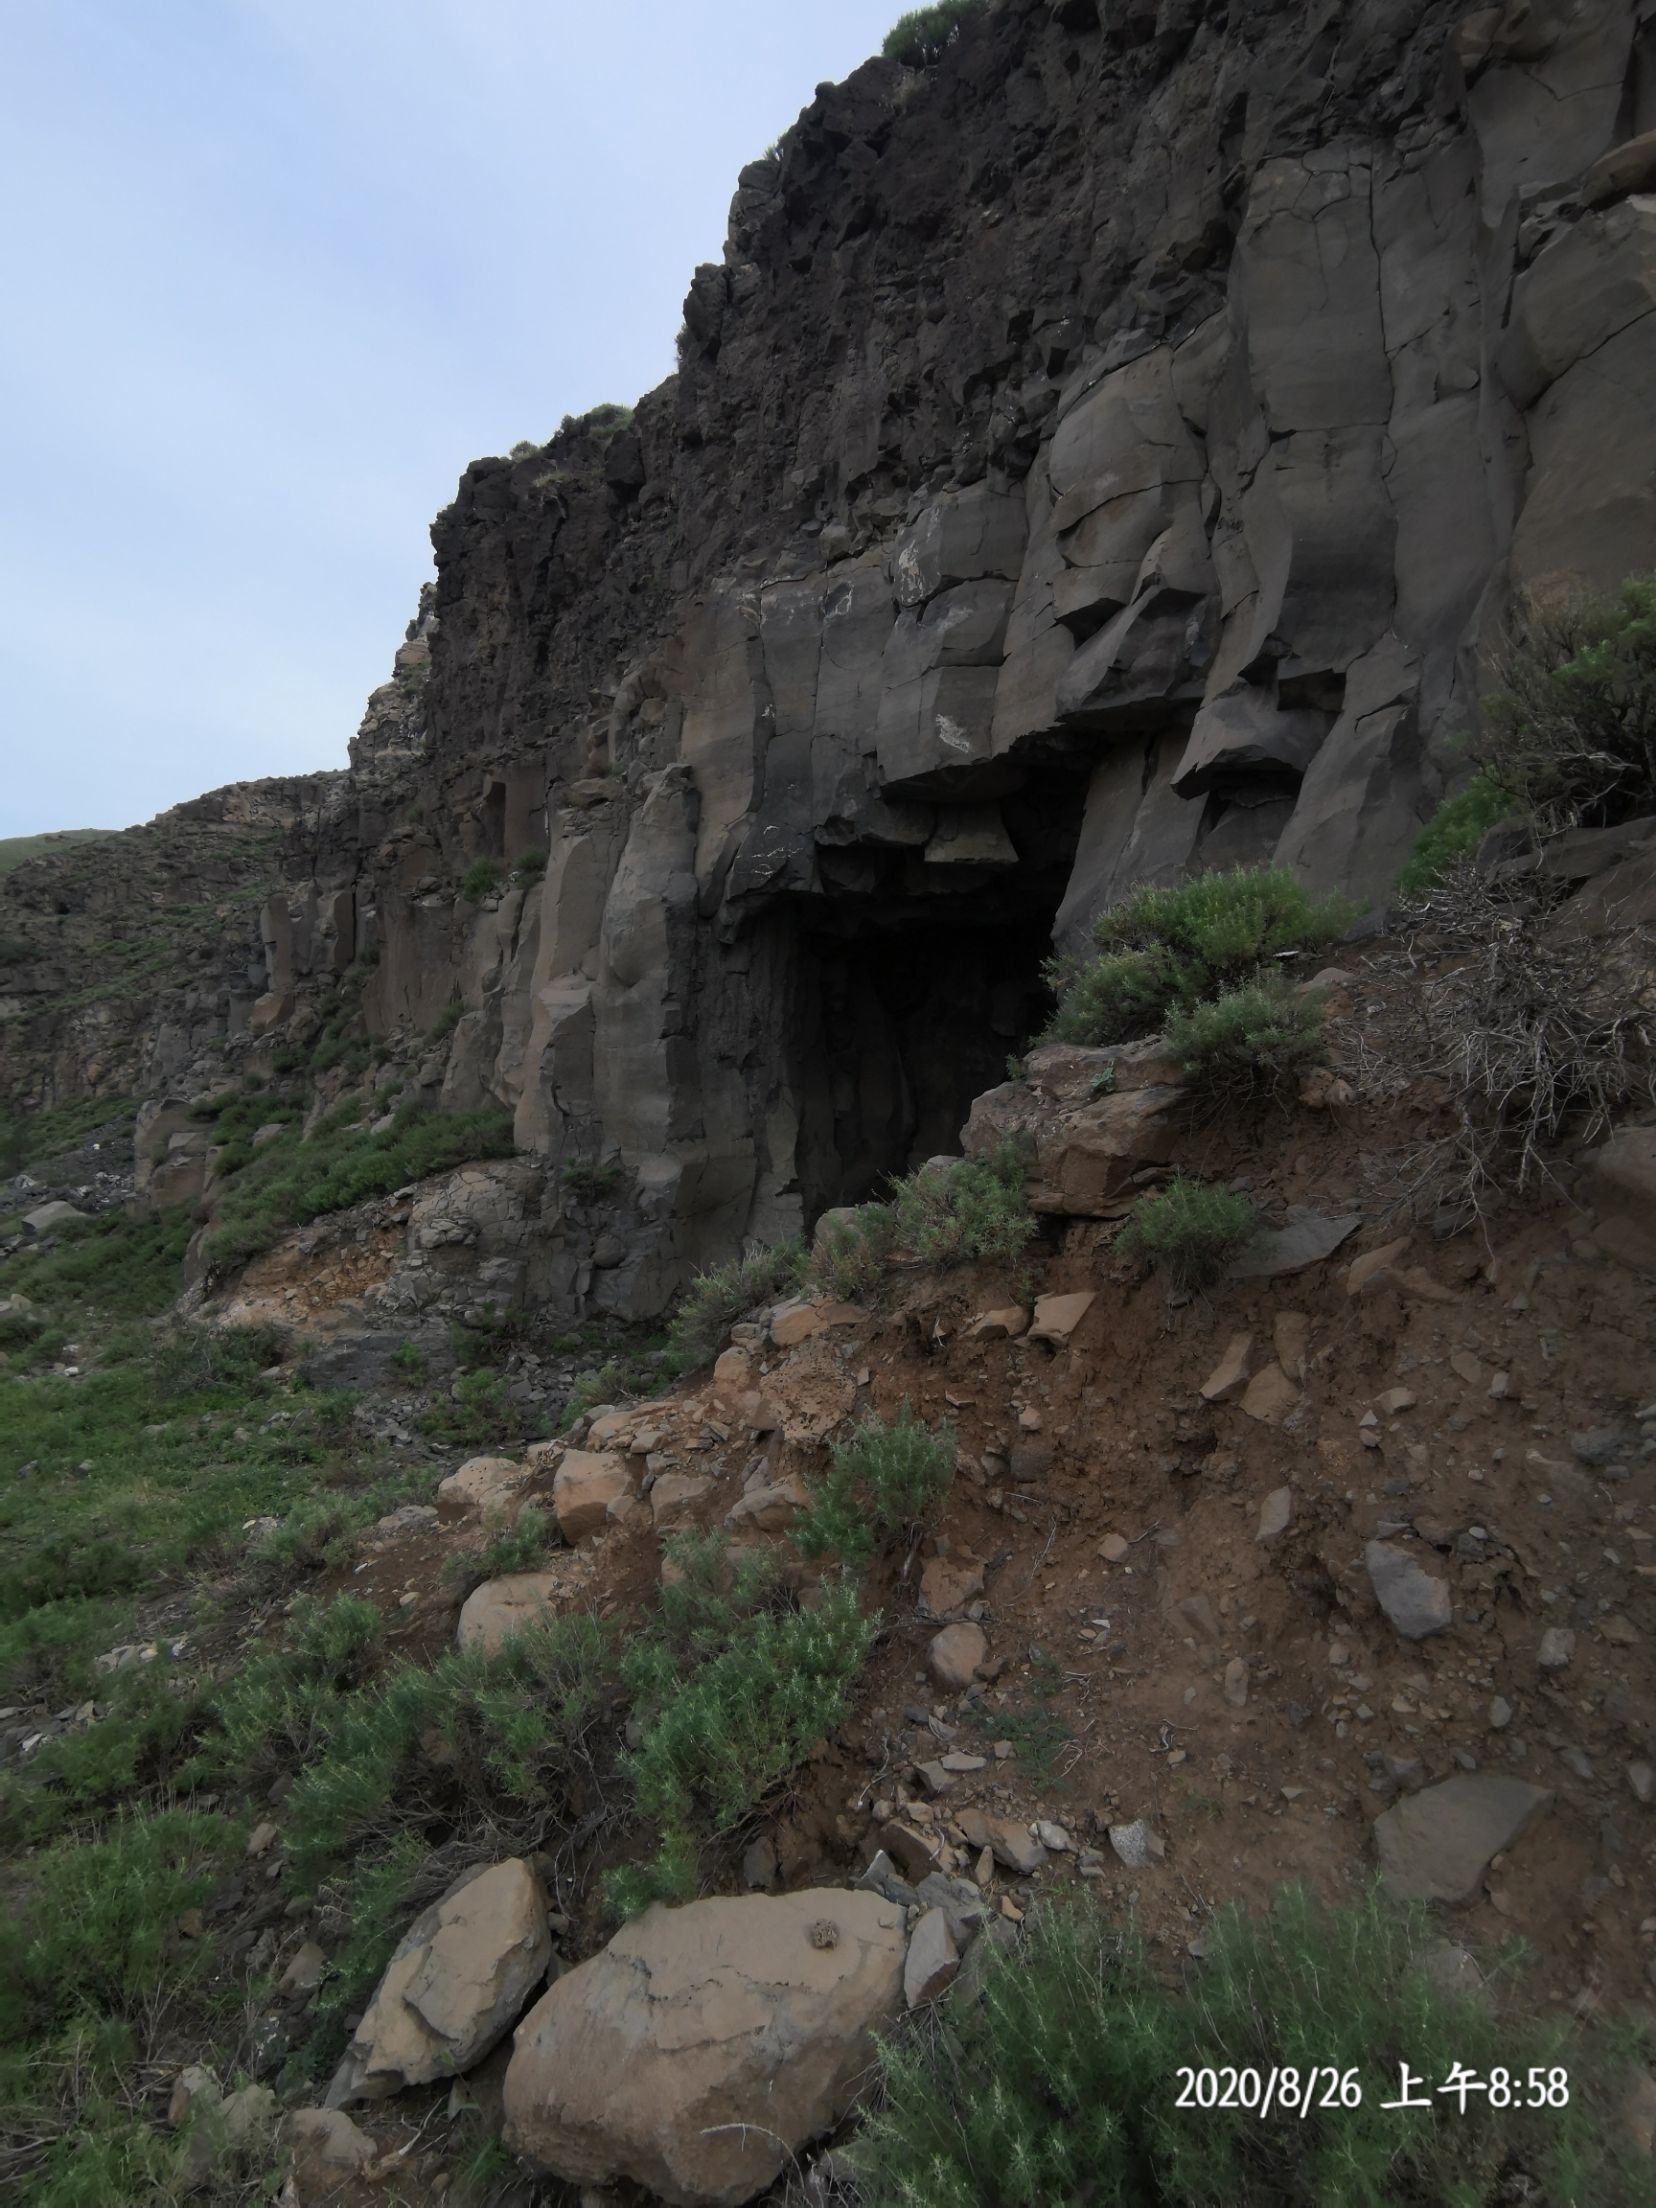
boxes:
[783,781,1082,1220]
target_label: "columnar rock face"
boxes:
[7,0,1654,1323]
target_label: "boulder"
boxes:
[1373,1776,1552,1904]
[456,1571,564,1655]
[23,1200,86,1236]
[650,1473,715,1532]
[329,1859,551,2102]
[437,1454,527,1519]
[553,1450,636,1542]
[1587,1124,1656,1271]
[502,1889,906,2206]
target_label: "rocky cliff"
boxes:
[5,0,1655,1320]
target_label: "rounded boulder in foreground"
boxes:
[502,1887,906,2207]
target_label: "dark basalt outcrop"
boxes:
[5,0,1654,1318]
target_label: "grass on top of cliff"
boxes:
[199,1097,515,1272]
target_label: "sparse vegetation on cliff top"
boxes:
[882,0,987,67]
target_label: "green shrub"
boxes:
[508,439,538,459]
[794,1402,955,1570]
[850,1885,1656,2208]
[882,0,985,66]
[429,996,463,1041]
[805,1142,1035,1301]
[666,1242,807,1370]
[559,401,633,441]
[1398,770,1515,896]
[389,1339,426,1379]
[1117,1173,1259,1291]
[269,1614,616,1890]
[608,1573,873,1917]
[0,1808,242,2047]
[460,858,502,903]
[1165,977,1328,1110]
[1478,573,1656,833]
[511,846,548,884]
[1044,866,1355,1047]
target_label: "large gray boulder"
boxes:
[502,1889,906,2206]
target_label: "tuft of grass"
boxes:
[1398,771,1514,897]
[850,1884,1656,2208]
[1044,866,1355,1048]
[793,1402,955,1570]
[1165,977,1328,1112]
[460,858,502,903]
[666,1242,807,1370]
[511,845,548,884]
[1117,1173,1259,1292]
[882,0,986,67]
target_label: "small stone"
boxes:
[1028,1291,1094,1347]
[1098,1532,1131,1563]
[1489,1697,1513,1731]
[927,1623,988,1692]
[903,1908,959,2008]
[1223,1656,1249,1709]
[246,1820,279,1859]
[1239,1364,1298,1425]
[966,1307,1029,1341]
[1199,1332,1254,1403]
[1108,1820,1160,1869]
[1601,1615,1640,1646]
[280,1940,328,1995]
[1364,1540,1453,1639]
[919,1555,986,1617]
[1257,1486,1293,1542]
[1375,1387,1417,1417]
[1273,1312,1311,1379]
[1033,1820,1071,1853]
[958,1810,1047,1876]
[1629,1763,1655,1806]
[1538,1627,1576,1670]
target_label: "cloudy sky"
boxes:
[0,0,905,836]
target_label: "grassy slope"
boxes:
[0,830,118,878]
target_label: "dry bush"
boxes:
[1382,870,1653,1232]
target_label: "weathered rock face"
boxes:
[502,1888,907,2206]
[8,0,1655,1326]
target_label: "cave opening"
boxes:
[783,779,1083,1220]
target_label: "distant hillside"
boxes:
[0,828,117,876]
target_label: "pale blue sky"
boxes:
[0,0,905,835]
